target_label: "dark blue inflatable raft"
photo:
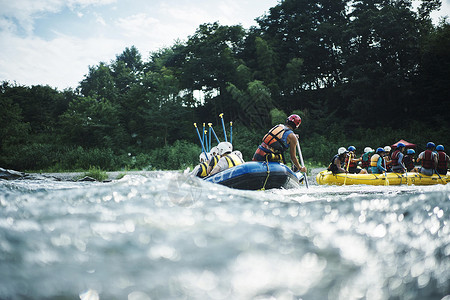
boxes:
[204,161,303,190]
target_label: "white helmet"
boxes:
[218,142,233,155]
[210,146,219,156]
[384,146,391,152]
[199,152,209,163]
[338,147,347,155]
[364,147,373,153]
[232,150,243,160]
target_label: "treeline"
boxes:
[1,0,449,171]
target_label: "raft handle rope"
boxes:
[259,156,271,191]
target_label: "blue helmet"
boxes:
[348,145,356,152]
[397,142,405,148]
[436,145,444,151]
[376,147,385,153]
[406,149,415,155]
[426,142,435,149]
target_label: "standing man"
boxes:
[252,114,307,173]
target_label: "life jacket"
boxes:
[370,154,380,167]
[421,150,434,169]
[224,153,243,168]
[327,154,340,173]
[437,151,448,170]
[262,124,293,153]
[403,155,414,171]
[390,150,401,166]
[196,162,209,178]
[361,153,371,169]
[345,153,357,169]
[208,155,220,170]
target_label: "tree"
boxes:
[79,62,118,103]
[59,96,122,148]
[0,82,30,152]
[227,80,273,129]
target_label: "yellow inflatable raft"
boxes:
[316,170,450,186]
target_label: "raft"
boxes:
[204,161,304,190]
[316,170,450,186]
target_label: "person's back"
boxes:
[252,114,306,173]
[360,147,373,170]
[436,145,449,175]
[253,124,293,163]
[403,149,416,172]
[390,143,406,173]
[209,142,244,175]
[417,142,437,176]
[368,148,387,174]
[193,152,210,178]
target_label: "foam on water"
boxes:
[0,173,449,299]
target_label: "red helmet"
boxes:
[287,114,301,128]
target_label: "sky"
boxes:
[0,0,449,91]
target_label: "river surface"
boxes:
[0,172,449,300]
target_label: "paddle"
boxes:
[434,169,443,183]
[219,113,228,142]
[208,123,221,144]
[343,152,352,185]
[194,123,209,159]
[383,155,390,186]
[230,121,233,144]
[296,141,309,188]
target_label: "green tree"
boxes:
[227,80,273,129]
[59,96,121,148]
[79,62,118,103]
[0,82,30,152]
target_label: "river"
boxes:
[0,172,449,300]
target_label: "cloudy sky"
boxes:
[0,0,448,91]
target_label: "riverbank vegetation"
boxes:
[1,0,449,171]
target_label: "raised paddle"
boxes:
[194,123,209,159]
[219,113,228,142]
[343,152,352,185]
[296,141,309,188]
[208,123,221,144]
[383,156,390,186]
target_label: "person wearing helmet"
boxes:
[192,152,211,178]
[209,142,244,176]
[390,143,407,173]
[252,114,306,173]
[345,146,367,174]
[404,149,416,172]
[209,146,219,157]
[416,142,437,176]
[232,150,243,161]
[383,145,393,172]
[327,147,348,174]
[369,148,387,174]
[360,147,374,171]
[206,146,222,175]
[435,145,449,175]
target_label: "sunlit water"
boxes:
[1,172,449,300]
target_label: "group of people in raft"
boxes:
[193,112,450,178]
[193,114,307,178]
[327,142,450,176]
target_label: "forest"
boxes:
[1,0,449,172]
